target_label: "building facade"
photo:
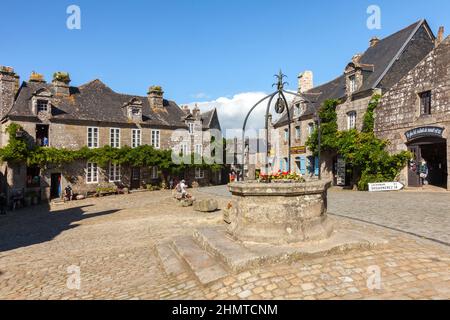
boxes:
[0,68,222,202]
[375,35,450,190]
[272,20,438,187]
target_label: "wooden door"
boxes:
[130,167,141,190]
[408,145,421,187]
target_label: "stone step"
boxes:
[193,227,262,272]
[155,242,186,278]
[171,236,228,285]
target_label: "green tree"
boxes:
[306,96,410,190]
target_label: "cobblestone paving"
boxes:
[201,185,450,245]
[328,190,450,245]
[0,188,449,300]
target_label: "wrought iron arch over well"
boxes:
[241,71,315,180]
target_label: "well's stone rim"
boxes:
[228,180,332,196]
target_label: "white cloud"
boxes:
[190,92,210,99]
[186,92,270,138]
[186,91,296,138]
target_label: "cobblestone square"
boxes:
[0,188,449,300]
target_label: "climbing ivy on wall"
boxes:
[306,95,411,191]
[0,124,223,175]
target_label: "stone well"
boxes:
[226,180,334,244]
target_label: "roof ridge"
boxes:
[370,19,426,89]
[78,78,109,89]
[377,19,423,43]
[303,74,345,94]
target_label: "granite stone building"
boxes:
[375,34,450,190]
[272,20,439,186]
[0,68,222,201]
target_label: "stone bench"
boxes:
[193,199,218,212]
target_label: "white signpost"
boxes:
[368,182,404,192]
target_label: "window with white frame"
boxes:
[195,167,204,179]
[188,122,195,134]
[284,129,289,142]
[86,162,98,183]
[151,130,160,149]
[349,75,356,93]
[110,128,120,148]
[132,129,141,148]
[180,142,189,156]
[195,144,203,156]
[294,103,301,117]
[151,166,158,179]
[347,111,356,130]
[308,123,315,136]
[87,127,99,148]
[295,126,301,140]
[37,100,49,113]
[109,163,121,182]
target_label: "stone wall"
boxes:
[0,66,19,120]
[0,117,222,200]
[375,38,450,188]
[336,94,373,131]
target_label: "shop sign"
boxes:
[405,127,444,141]
[290,146,306,154]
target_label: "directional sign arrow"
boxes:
[368,182,405,192]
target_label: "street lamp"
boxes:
[314,111,322,180]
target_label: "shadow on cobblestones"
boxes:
[0,203,119,253]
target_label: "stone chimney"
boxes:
[29,71,46,83]
[369,36,380,48]
[0,66,20,119]
[192,104,201,118]
[181,105,191,115]
[436,26,445,46]
[148,85,164,109]
[297,71,314,93]
[52,72,71,96]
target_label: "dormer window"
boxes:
[188,122,195,134]
[349,75,357,93]
[123,98,143,122]
[37,100,49,113]
[294,103,300,117]
[131,107,141,116]
[32,88,53,118]
[294,103,303,117]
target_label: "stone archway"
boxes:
[407,136,447,188]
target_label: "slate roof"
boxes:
[275,20,432,128]
[357,20,425,92]
[275,76,346,127]
[7,79,217,130]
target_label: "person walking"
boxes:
[419,159,429,186]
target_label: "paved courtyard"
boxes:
[0,187,449,300]
[201,185,450,245]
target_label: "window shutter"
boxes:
[315,156,319,176]
[300,156,306,175]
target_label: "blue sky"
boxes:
[0,0,448,130]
